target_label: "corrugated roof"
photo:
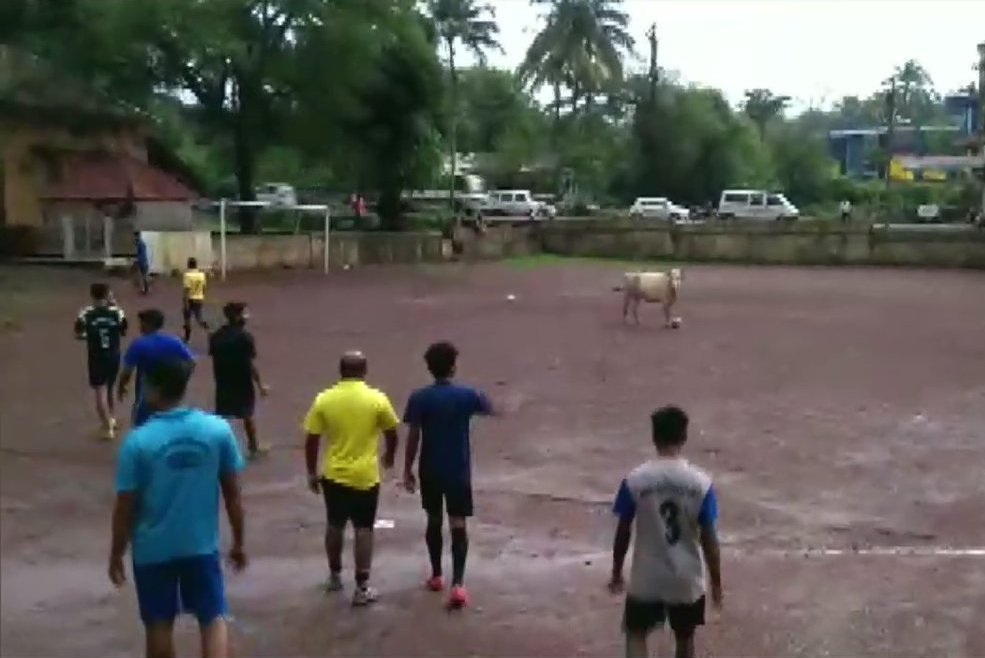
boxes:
[41,152,197,202]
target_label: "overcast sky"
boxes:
[458,0,985,111]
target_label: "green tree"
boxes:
[426,0,501,209]
[520,0,634,119]
[743,88,791,142]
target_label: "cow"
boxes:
[615,268,683,327]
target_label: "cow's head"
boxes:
[669,267,683,289]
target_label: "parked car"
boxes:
[629,197,690,222]
[484,190,556,220]
[718,190,799,221]
[256,182,298,207]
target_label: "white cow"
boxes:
[616,268,683,327]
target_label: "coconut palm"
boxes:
[519,0,634,120]
[427,0,501,209]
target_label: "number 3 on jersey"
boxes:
[659,500,681,545]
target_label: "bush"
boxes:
[0,226,42,258]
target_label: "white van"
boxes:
[256,182,298,207]
[485,190,556,219]
[718,190,799,221]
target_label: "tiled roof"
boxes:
[41,152,197,202]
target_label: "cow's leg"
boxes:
[632,299,641,325]
[663,301,673,327]
[622,290,631,323]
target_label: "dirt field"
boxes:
[2,259,984,657]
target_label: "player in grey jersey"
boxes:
[609,406,723,658]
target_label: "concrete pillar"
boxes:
[61,215,74,259]
[102,215,113,260]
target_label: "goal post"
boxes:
[217,199,331,281]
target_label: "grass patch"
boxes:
[502,253,685,270]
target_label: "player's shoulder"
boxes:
[78,304,95,317]
[182,408,234,437]
[366,384,394,405]
[682,459,713,485]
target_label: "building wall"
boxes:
[540,220,985,269]
[0,119,147,228]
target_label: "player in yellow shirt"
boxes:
[303,351,399,606]
[181,257,210,343]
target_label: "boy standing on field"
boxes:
[74,282,128,440]
[182,257,210,343]
[609,406,723,658]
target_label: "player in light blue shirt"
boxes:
[109,358,246,658]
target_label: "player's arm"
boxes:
[109,439,139,586]
[303,398,325,493]
[246,334,267,393]
[117,307,128,337]
[73,310,87,340]
[219,423,247,570]
[117,342,140,400]
[378,395,400,470]
[401,393,421,490]
[473,389,498,416]
[609,479,636,591]
[181,273,191,307]
[698,485,723,608]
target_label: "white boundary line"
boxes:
[725,546,985,557]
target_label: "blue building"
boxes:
[828,93,980,178]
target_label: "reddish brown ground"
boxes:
[2,259,984,657]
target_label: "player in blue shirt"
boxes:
[109,357,246,658]
[402,341,495,609]
[117,309,194,427]
[133,231,150,295]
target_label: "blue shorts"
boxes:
[133,553,227,625]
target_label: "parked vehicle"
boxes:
[629,197,690,222]
[484,190,556,220]
[717,190,799,221]
[405,174,489,215]
[256,182,298,207]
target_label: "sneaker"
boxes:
[247,444,271,461]
[352,585,379,607]
[447,585,469,609]
[425,576,445,592]
[325,573,344,593]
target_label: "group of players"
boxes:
[75,249,724,658]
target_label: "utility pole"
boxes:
[646,23,658,106]
[884,76,897,189]
[977,42,985,217]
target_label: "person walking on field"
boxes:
[402,341,496,609]
[208,302,270,460]
[182,257,210,343]
[302,351,400,606]
[75,282,128,440]
[609,406,723,658]
[117,309,194,428]
[133,231,150,295]
[109,358,247,658]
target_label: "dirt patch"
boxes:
[2,262,984,656]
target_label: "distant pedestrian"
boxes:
[303,351,399,606]
[182,257,210,343]
[609,406,723,658]
[74,282,128,440]
[133,232,150,295]
[109,358,247,658]
[117,309,194,427]
[209,302,270,459]
[840,199,852,222]
[402,341,496,609]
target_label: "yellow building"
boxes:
[0,101,196,258]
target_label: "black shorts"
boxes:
[87,355,120,388]
[623,595,705,635]
[321,479,380,529]
[215,386,255,419]
[183,300,205,324]
[420,475,473,518]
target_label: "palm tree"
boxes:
[427,0,501,210]
[743,88,791,142]
[519,0,634,121]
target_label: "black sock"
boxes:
[355,571,369,589]
[451,527,468,586]
[183,326,190,342]
[426,519,443,578]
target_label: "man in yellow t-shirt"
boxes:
[181,257,210,343]
[303,351,399,606]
